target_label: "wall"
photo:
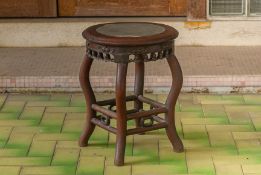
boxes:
[0,18,261,47]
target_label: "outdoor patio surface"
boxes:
[1,46,261,92]
[0,92,261,175]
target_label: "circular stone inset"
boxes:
[96,23,165,37]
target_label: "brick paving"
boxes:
[0,93,261,175]
[1,47,261,92]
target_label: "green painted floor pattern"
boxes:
[0,93,261,175]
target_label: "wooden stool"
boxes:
[79,22,184,166]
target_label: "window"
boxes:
[209,0,261,16]
[250,0,261,15]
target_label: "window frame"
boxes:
[207,0,261,20]
[249,0,261,16]
[210,0,245,16]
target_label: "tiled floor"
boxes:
[0,93,261,175]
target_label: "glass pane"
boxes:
[250,0,261,14]
[210,0,245,15]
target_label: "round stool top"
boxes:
[83,22,178,46]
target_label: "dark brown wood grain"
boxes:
[0,0,57,17]
[115,63,128,166]
[187,0,207,20]
[58,0,187,17]
[165,55,184,152]
[79,22,184,166]
[96,95,137,106]
[91,104,117,119]
[127,122,168,135]
[137,95,165,108]
[134,61,144,128]
[78,56,97,147]
[127,107,168,120]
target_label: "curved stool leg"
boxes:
[115,63,128,166]
[134,61,144,127]
[165,55,184,152]
[79,55,96,147]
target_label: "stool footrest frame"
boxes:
[127,122,168,135]
[92,104,117,119]
[96,95,137,106]
[127,107,168,120]
[91,118,117,134]
[137,95,165,108]
[92,115,168,136]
